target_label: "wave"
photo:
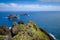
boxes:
[9,27,11,29]
[49,33,56,40]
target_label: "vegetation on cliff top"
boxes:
[11,21,52,40]
[0,21,54,40]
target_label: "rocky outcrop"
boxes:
[8,14,17,20]
[0,26,11,40]
[11,21,54,40]
[0,21,54,40]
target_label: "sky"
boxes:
[0,0,60,11]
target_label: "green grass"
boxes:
[11,21,51,40]
[0,35,6,38]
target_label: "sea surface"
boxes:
[0,11,60,40]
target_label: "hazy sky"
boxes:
[0,0,60,11]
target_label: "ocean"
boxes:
[0,11,60,40]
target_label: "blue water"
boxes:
[0,11,60,40]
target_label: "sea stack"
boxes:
[8,14,17,20]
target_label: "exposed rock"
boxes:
[0,26,11,40]
[11,22,19,37]
[8,14,17,20]
[11,21,26,37]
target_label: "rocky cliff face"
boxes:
[0,21,54,40]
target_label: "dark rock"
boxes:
[0,26,12,40]
[8,14,17,20]
[11,22,19,37]
[18,21,24,24]
[0,26,10,35]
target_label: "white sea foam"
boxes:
[49,33,56,40]
[9,27,11,29]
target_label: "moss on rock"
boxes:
[0,35,6,38]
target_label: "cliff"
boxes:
[0,21,54,40]
[11,21,54,40]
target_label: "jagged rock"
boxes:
[8,14,17,20]
[11,21,54,40]
[0,26,12,40]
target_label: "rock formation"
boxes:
[0,26,11,40]
[11,21,54,40]
[8,14,17,20]
[0,21,54,40]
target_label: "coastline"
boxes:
[0,22,55,40]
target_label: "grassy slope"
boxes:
[11,21,50,40]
